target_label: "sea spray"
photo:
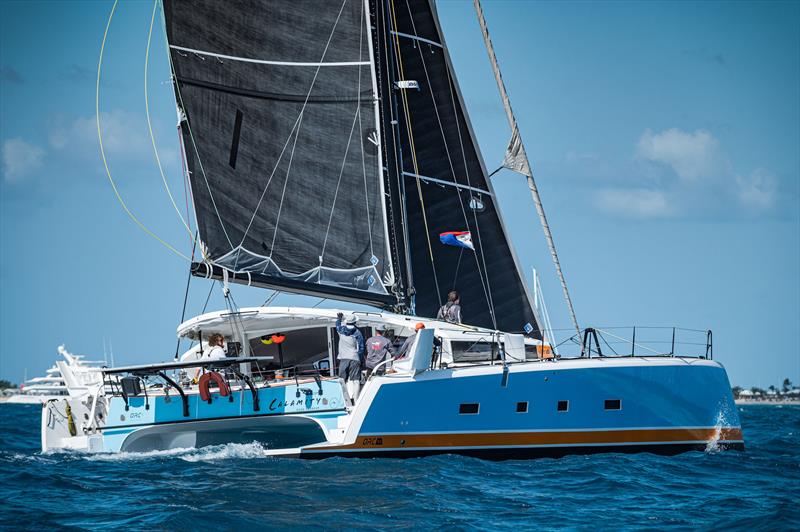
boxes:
[705,400,739,453]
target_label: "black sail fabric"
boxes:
[163,0,393,301]
[375,0,541,335]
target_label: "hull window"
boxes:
[604,399,621,410]
[459,403,480,415]
[516,401,528,413]
[557,400,569,412]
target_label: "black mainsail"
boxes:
[163,0,395,305]
[163,0,541,335]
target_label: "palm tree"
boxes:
[732,386,742,399]
[783,378,793,393]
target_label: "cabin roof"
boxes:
[176,306,510,342]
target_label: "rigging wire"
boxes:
[402,0,496,326]
[320,108,362,260]
[145,0,194,242]
[474,0,579,337]
[201,280,216,314]
[238,0,350,270]
[174,233,199,360]
[158,2,235,252]
[97,0,190,262]
[261,290,281,307]
[388,0,443,308]
[356,1,376,261]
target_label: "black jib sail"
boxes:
[373,0,541,335]
[163,0,396,305]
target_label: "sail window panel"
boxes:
[165,0,394,299]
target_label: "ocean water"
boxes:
[0,404,797,530]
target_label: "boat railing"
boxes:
[100,357,331,405]
[551,326,713,360]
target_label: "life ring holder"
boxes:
[198,371,231,404]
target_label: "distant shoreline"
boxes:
[735,399,800,405]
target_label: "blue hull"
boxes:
[298,357,743,458]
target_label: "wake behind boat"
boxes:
[42,0,742,457]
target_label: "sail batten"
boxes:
[169,45,372,67]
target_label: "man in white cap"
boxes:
[335,312,365,405]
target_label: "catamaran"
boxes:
[42,0,742,457]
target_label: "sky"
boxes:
[0,0,798,388]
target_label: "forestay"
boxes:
[163,0,394,304]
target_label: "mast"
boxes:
[374,0,415,312]
[473,0,580,338]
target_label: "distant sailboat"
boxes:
[42,0,741,457]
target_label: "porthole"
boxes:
[557,400,569,412]
[604,399,621,410]
[516,401,528,413]
[459,403,479,415]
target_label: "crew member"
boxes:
[396,322,425,360]
[437,290,462,324]
[193,333,226,382]
[206,333,227,360]
[365,325,394,377]
[336,312,365,405]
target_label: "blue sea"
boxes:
[0,404,797,530]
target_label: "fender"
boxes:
[198,371,231,404]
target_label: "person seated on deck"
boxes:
[395,322,425,361]
[365,325,395,377]
[192,333,227,383]
[437,290,462,324]
[335,313,365,406]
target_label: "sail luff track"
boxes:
[474,0,580,338]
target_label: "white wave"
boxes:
[77,442,269,462]
[705,401,735,453]
[85,446,196,462]
[180,442,268,462]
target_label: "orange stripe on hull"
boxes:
[318,427,744,451]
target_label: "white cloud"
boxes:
[576,127,784,219]
[636,128,725,182]
[735,168,777,210]
[593,188,675,219]
[2,138,44,182]
[49,109,150,159]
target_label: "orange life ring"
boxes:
[198,371,230,403]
